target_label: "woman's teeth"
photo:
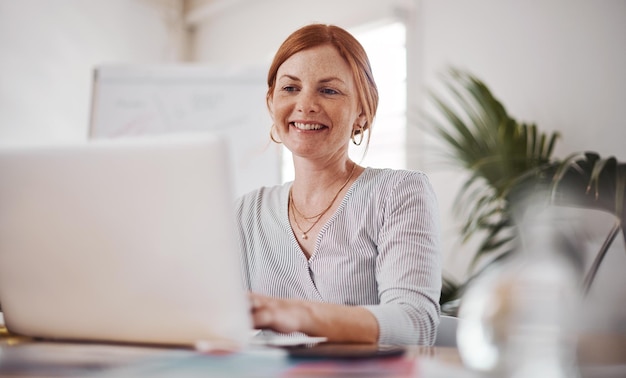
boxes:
[293,122,324,130]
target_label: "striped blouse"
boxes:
[234,167,442,345]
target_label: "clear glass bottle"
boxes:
[457,204,583,377]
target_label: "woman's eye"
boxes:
[282,86,298,92]
[321,88,339,95]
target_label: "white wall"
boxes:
[0,0,185,143]
[419,0,626,160]
[188,0,404,65]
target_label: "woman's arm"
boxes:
[364,171,442,345]
[249,292,379,343]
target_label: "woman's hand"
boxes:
[249,292,309,334]
[248,292,379,343]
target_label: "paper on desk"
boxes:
[249,330,327,347]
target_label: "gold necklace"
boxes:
[291,162,357,221]
[289,162,357,240]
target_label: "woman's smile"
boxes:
[291,122,327,131]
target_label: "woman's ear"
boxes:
[356,112,367,130]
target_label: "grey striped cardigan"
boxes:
[235,167,442,345]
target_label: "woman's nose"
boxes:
[296,90,320,113]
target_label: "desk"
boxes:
[1,328,625,377]
[0,327,470,378]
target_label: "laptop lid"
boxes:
[0,134,251,347]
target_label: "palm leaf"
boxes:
[424,67,560,273]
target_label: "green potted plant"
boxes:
[423,68,625,314]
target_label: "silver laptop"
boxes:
[0,133,252,347]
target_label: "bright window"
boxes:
[351,21,406,169]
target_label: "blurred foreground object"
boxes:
[457,198,584,377]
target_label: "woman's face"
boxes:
[268,44,365,162]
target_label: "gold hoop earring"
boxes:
[351,126,364,146]
[270,124,282,144]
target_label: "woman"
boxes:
[235,24,441,345]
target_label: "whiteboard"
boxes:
[89,64,281,197]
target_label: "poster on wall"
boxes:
[89,64,280,197]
